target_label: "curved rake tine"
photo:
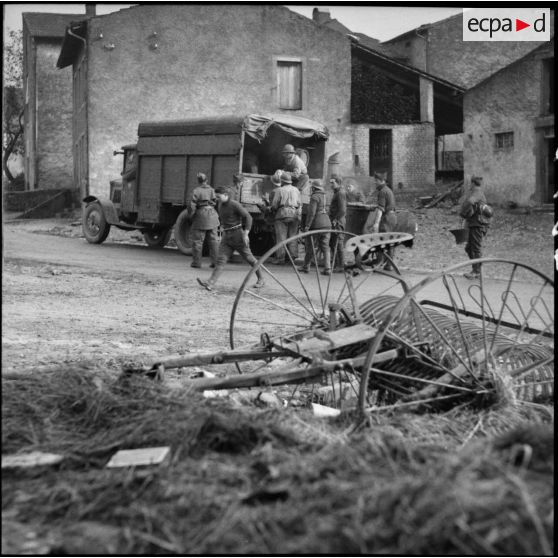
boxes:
[365,393,463,413]
[489,264,518,355]
[511,282,548,344]
[468,283,497,322]
[442,275,476,372]
[447,274,467,314]
[408,298,480,385]
[478,265,490,375]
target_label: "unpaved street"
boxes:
[2,214,553,376]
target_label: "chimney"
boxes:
[85,4,96,17]
[312,8,331,25]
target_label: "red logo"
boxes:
[515,19,530,31]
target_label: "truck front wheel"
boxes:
[143,228,172,248]
[82,203,111,244]
[174,210,193,256]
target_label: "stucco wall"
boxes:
[353,122,435,190]
[463,54,542,205]
[84,4,352,197]
[36,40,74,189]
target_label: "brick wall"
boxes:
[84,5,353,198]
[36,40,74,190]
[463,53,544,205]
[352,123,435,190]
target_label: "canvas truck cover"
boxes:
[137,114,329,141]
[242,113,329,142]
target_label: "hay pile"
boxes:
[2,366,554,555]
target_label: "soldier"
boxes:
[197,186,265,291]
[370,172,397,271]
[281,144,309,194]
[189,172,219,268]
[299,180,332,276]
[268,172,302,265]
[459,176,493,280]
[328,175,347,271]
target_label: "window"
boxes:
[494,131,514,150]
[277,60,302,110]
[542,58,554,115]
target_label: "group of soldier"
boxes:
[193,143,399,291]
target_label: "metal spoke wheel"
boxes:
[82,202,111,244]
[230,229,409,409]
[358,258,554,415]
[143,227,172,248]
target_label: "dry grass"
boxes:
[2,365,554,555]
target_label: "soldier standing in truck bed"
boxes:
[197,186,265,291]
[281,144,309,194]
[189,173,219,268]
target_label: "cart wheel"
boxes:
[143,227,172,248]
[358,259,554,414]
[82,202,110,244]
[174,210,193,256]
[229,229,410,408]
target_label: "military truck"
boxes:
[82,113,329,255]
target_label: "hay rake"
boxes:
[127,230,554,418]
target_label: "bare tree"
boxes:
[3,29,24,184]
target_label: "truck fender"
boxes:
[82,196,120,225]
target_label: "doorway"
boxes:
[369,129,392,183]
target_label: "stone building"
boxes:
[56,4,462,200]
[22,12,87,190]
[381,11,554,194]
[463,41,554,205]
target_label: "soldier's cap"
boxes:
[271,171,282,186]
[197,172,207,182]
[329,174,342,184]
[214,186,231,195]
[280,172,293,185]
[282,144,296,154]
[233,173,244,182]
[373,172,386,181]
[311,180,324,191]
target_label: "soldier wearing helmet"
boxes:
[188,172,219,268]
[281,144,309,194]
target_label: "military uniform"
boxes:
[329,186,347,269]
[201,197,264,288]
[300,184,332,275]
[460,181,491,277]
[189,183,219,267]
[269,175,302,263]
[375,183,397,268]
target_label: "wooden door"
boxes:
[369,129,392,183]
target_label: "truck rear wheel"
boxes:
[143,228,172,248]
[82,202,111,244]
[174,210,193,256]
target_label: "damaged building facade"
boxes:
[56,4,461,200]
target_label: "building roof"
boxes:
[23,12,86,39]
[466,39,554,92]
[383,12,461,43]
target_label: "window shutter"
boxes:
[277,61,302,110]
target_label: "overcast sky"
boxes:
[3,3,464,42]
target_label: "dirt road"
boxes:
[3,217,553,377]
